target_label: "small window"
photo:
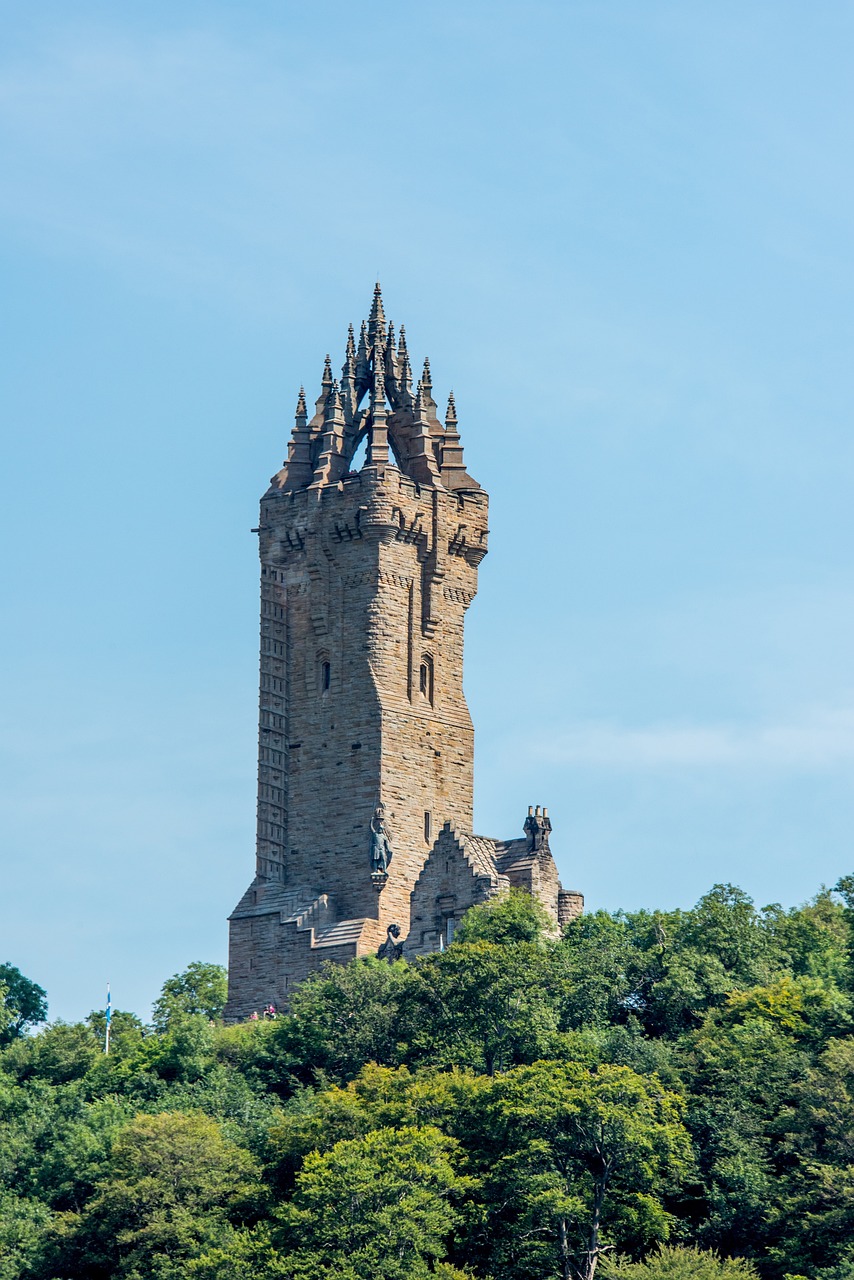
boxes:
[419,654,434,704]
[321,661,331,692]
[424,810,432,842]
[445,917,456,945]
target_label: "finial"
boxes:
[399,346,412,395]
[367,282,386,346]
[346,323,356,359]
[445,390,457,429]
[398,324,407,356]
[322,354,333,387]
[325,378,343,420]
[296,386,307,418]
[421,356,432,392]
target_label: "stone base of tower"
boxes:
[224,878,385,1021]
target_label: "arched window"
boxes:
[317,653,331,695]
[419,653,434,704]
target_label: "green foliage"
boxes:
[280,1124,471,1277]
[405,939,562,1075]
[480,1061,690,1280]
[455,888,554,944]
[5,877,854,1279]
[605,1245,759,1278]
[0,964,47,1046]
[152,962,228,1031]
[41,1111,264,1279]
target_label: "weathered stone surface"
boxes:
[224,288,582,1020]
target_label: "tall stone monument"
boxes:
[225,286,492,1017]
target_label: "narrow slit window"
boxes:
[321,661,331,692]
[424,810,432,842]
[419,654,434,704]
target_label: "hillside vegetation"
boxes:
[2,880,854,1280]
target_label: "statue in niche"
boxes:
[370,805,394,875]
[377,923,404,962]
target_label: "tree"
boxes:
[455,889,555,945]
[405,940,562,1075]
[47,1111,264,1279]
[479,1062,690,1280]
[152,962,228,1030]
[279,1124,471,1279]
[604,1246,758,1279]
[0,963,47,1045]
[268,955,417,1087]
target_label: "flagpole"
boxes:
[104,983,111,1055]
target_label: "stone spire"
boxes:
[367,282,386,348]
[440,390,469,489]
[314,353,334,416]
[355,320,371,398]
[397,325,413,406]
[409,383,443,487]
[276,386,314,490]
[341,324,358,423]
[384,320,399,386]
[367,340,390,466]
[311,379,348,486]
[420,357,432,400]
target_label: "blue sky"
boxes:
[2,1,853,1022]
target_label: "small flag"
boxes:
[105,983,111,1055]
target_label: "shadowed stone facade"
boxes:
[225,287,582,1019]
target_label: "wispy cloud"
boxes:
[522,705,854,770]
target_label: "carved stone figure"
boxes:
[377,922,404,962]
[370,805,394,874]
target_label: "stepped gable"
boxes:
[405,809,583,957]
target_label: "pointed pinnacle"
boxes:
[367,282,386,345]
[422,357,432,387]
[445,390,457,427]
[325,379,343,417]
[346,323,356,358]
[322,354,333,385]
[398,324,408,355]
[296,386,307,417]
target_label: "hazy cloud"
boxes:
[526,705,854,770]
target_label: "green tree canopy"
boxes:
[151,962,228,1031]
[605,1246,758,1279]
[0,963,47,1046]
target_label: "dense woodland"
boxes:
[2,879,854,1280]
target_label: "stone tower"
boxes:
[225,286,489,1017]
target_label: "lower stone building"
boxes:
[224,287,583,1018]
